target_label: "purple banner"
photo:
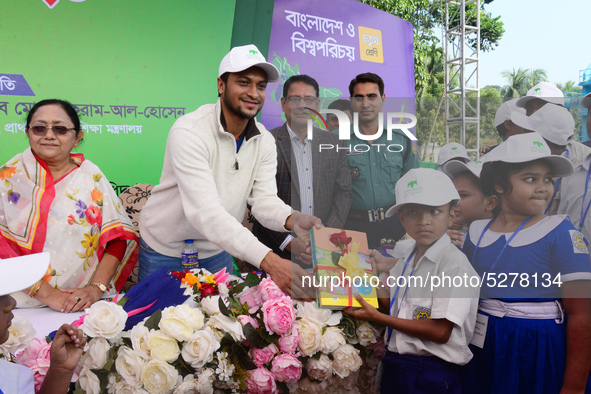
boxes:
[262,0,415,129]
[0,73,35,97]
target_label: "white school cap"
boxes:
[581,92,591,109]
[0,252,50,296]
[516,82,565,108]
[481,133,573,177]
[510,104,574,146]
[385,168,460,217]
[443,160,483,179]
[437,142,469,167]
[494,98,525,127]
[219,44,280,83]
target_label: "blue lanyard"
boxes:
[386,247,417,344]
[580,165,591,232]
[545,148,569,214]
[472,216,533,273]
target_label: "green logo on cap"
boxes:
[451,147,458,151]
[407,180,418,188]
[475,160,482,164]
[249,50,258,55]
[533,141,543,147]
[534,88,541,92]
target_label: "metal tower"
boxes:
[445,0,481,157]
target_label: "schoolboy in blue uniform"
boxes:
[346,168,479,394]
[463,133,591,393]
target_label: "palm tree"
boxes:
[501,68,528,98]
[556,81,582,92]
[528,68,548,87]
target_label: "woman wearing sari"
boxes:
[0,99,138,312]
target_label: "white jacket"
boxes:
[140,100,292,267]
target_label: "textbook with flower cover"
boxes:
[310,227,379,309]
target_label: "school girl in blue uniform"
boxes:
[462,133,591,393]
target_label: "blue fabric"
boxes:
[137,237,232,282]
[461,313,567,394]
[122,267,190,330]
[380,351,461,394]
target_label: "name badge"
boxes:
[470,313,488,349]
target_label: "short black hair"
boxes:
[282,75,319,98]
[328,99,352,112]
[26,99,82,135]
[349,72,384,97]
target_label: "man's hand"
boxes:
[260,251,315,301]
[367,250,398,276]
[344,294,380,322]
[286,212,322,240]
[290,237,313,266]
[479,144,491,155]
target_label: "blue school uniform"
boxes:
[462,215,591,394]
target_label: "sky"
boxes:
[479,0,591,88]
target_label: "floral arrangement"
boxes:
[7,268,385,393]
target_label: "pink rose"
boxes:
[15,338,51,392]
[277,326,299,354]
[237,314,260,330]
[240,286,263,312]
[14,338,48,367]
[258,278,287,302]
[261,296,295,336]
[270,354,302,383]
[249,343,278,367]
[246,367,277,394]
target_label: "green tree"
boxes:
[500,68,547,98]
[556,81,582,92]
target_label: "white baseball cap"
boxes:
[218,44,280,83]
[443,160,483,179]
[516,82,565,108]
[386,168,460,217]
[582,92,591,109]
[481,133,573,177]
[0,252,50,296]
[437,142,469,166]
[510,104,574,146]
[494,98,525,128]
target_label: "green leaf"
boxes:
[144,309,162,331]
[90,369,110,393]
[102,346,118,371]
[229,272,261,296]
[76,251,87,259]
[172,354,194,377]
[234,343,257,370]
[45,336,52,344]
[243,323,268,349]
[259,328,280,344]
[220,333,235,348]
[228,296,243,313]
[122,337,132,348]
[218,297,230,317]
[93,173,103,182]
[277,381,290,393]
[116,296,129,307]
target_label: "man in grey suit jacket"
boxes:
[253,75,352,265]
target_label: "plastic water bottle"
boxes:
[181,240,199,269]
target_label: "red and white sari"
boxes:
[0,148,138,307]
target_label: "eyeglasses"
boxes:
[286,96,318,105]
[29,125,75,136]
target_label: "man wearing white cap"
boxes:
[582,92,591,148]
[480,98,526,155]
[516,81,565,115]
[0,253,87,393]
[436,142,469,171]
[139,44,320,296]
[511,104,591,214]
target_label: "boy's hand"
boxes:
[50,324,87,372]
[447,229,465,247]
[344,294,379,322]
[367,250,398,276]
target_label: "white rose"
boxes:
[181,327,220,369]
[356,321,377,346]
[173,379,199,394]
[208,314,245,342]
[78,367,101,394]
[147,331,180,362]
[82,337,111,370]
[318,326,346,354]
[200,295,221,316]
[115,346,146,387]
[331,344,362,378]
[141,359,179,394]
[296,318,322,356]
[296,302,341,326]
[166,304,204,331]
[0,316,36,355]
[159,310,194,342]
[218,283,229,298]
[197,368,215,394]
[109,381,149,394]
[82,300,128,339]
[130,323,151,359]
[306,354,333,381]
